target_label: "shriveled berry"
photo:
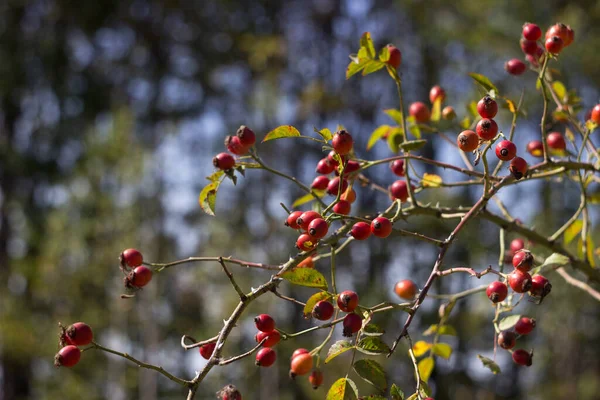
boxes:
[509,157,528,180]
[327,177,349,196]
[66,322,93,346]
[386,44,402,69]
[351,222,371,240]
[545,35,564,54]
[394,279,418,300]
[297,256,315,269]
[297,233,317,251]
[510,239,525,255]
[311,176,330,190]
[128,266,153,288]
[217,384,242,400]
[505,59,527,76]
[457,130,479,152]
[515,317,536,335]
[332,130,354,156]
[523,23,542,41]
[342,313,362,337]
[340,188,356,203]
[409,102,431,123]
[225,135,250,156]
[255,348,276,367]
[508,270,533,293]
[429,85,446,104]
[512,250,534,272]
[333,200,351,215]
[309,369,324,389]
[390,180,409,202]
[54,345,81,367]
[390,160,405,176]
[591,104,600,124]
[495,140,517,161]
[477,95,498,118]
[236,125,256,147]
[255,330,281,347]
[337,290,359,313]
[520,38,539,55]
[308,218,328,240]
[476,118,498,141]
[442,106,456,120]
[530,275,552,298]
[526,140,544,157]
[486,281,508,303]
[547,132,566,151]
[316,158,335,174]
[291,348,309,361]
[297,211,321,231]
[199,342,216,359]
[289,353,313,377]
[120,248,143,268]
[371,217,392,238]
[213,153,236,170]
[312,300,334,321]
[498,331,517,350]
[254,314,275,332]
[512,349,533,366]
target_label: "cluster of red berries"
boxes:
[253,314,279,368]
[285,210,329,251]
[55,322,94,368]
[525,131,567,159]
[120,248,152,288]
[497,316,537,367]
[337,290,362,337]
[212,125,257,171]
[407,85,455,124]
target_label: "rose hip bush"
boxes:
[54,24,600,399]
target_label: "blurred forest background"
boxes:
[1,0,600,399]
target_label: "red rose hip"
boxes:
[371,217,392,238]
[486,281,508,303]
[337,290,359,312]
[495,140,517,161]
[385,45,402,69]
[296,211,321,231]
[476,118,498,141]
[394,279,418,299]
[255,330,281,347]
[254,314,275,332]
[530,275,552,298]
[522,23,542,41]
[515,317,536,335]
[255,348,276,367]
[311,176,330,190]
[199,342,216,359]
[307,218,328,239]
[236,125,256,147]
[390,159,405,176]
[332,130,354,155]
[342,313,362,337]
[54,345,81,367]
[477,95,498,118]
[66,322,94,346]
[120,248,143,268]
[312,300,334,321]
[509,157,528,180]
[508,270,532,293]
[351,222,371,240]
[505,59,527,76]
[512,349,533,366]
[213,153,236,170]
[390,180,409,202]
[409,102,431,123]
[457,130,479,152]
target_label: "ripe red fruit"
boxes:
[547,132,566,151]
[340,188,356,203]
[394,280,418,300]
[255,348,276,367]
[386,45,402,69]
[371,217,393,238]
[333,200,351,215]
[327,150,344,166]
[344,160,361,174]
[442,106,456,120]
[296,233,317,251]
[390,160,405,176]
[591,104,600,124]
[285,211,303,229]
[486,281,508,303]
[54,345,81,367]
[120,248,143,268]
[526,140,544,157]
[290,353,313,377]
[312,300,335,321]
[509,157,528,180]
[351,222,372,240]
[498,331,517,350]
[505,59,527,76]
[510,239,525,255]
[495,140,517,161]
[311,176,330,190]
[236,125,256,147]
[337,290,359,313]
[307,218,328,240]
[457,130,479,152]
[546,23,573,46]
[327,177,349,196]
[213,153,236,170]
[316,158,335,174]
[530,275,552,298]
[429,85,446,104]
[520,38,539,55]
[199,342,216,359]
[476,118,498,141]
[409,102,431,123]
[255,330,281,347]
[512,349,533,366]
[254,314,275,332]
[66,322,94,346]
[291,348,309,360]
[332,130,354,156]
[512,250,534,271]
[218,385,242,400]
[297,256,315,269]
[390,180,409,202]
[342,313,362,337]
[515,317,536,335]
[297,211,321,231]
[522,23,542,41]
[309,369,324,389]
[508,270,533,293]
[477,95,498,118]
[225,135,250,156]
[129,266,153,288]
[545,35,564,54]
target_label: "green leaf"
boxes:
[432,343,452,359]
[540,253,571,269]
[347,58,370,80]
[291,190,326,208]
[362,323,385,337]
[199,181,220,216]
[419,380,432,397]
[417,358,435,382]
[262,125,301,142]
[468,72,499,95]
[408,122,421,140]
[431,97,442,122]
[384,109,404,125]
[423,324,457,336]
[412,341,432,357]
[400,139,427,152]
[282,268,328,290]
[367,125,394,150]
[378,45,390,62]
[460,116,471,130]
[406,394,418,400]
[360,396,387,400]
[390,384,405,400]
[498,315,521,331]
[357,337,390,355]
[552,81,567,100]
[325,340,354,363]
[302,291,332,318]
[467,101,478,118]
[362,60,386,76]
[353,359,387,392]
[564,219,583,245]
[585,120,598,132]
[314,127,333,141]
[326,377,358,400]
[206,170,224,183]
[360,32,376,59]
[478,354,501,374]
[422,173,442,188]
[387,128,405,153]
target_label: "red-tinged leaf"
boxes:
[282,268,328,290]
[326,377,358,400]
[262,125,301,142]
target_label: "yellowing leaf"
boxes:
[346,58,370,80]
[564,219,583,245]
[505,98,517,114]
[282,268,328,290]
[303,291,332,318]
[431,97,442,122]
[199,181,220,216]
[360,32,376,59]
[417,358,434,382]
[468,73,499,96]
[314,127,333,141]
[362,60,386,76]
[262,125,301,142]
[422,173,442,188]
[432,343,452,359]
[552,81,567,100]
[325,340,354,363]
[586,120,598,132]
[291,190,325,208]
[587,236,596,268]
[412,341,432,357]
[384,109,404,125]
[367,125,394,150]
[326,377,358,400]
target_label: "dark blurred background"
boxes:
[1,0,599,399]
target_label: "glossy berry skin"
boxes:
[340,189,356,203]
[486,281,508,303]
[255,348,276,367]
[307,218,328,240]
[327,177,349,196]
[371,217,392,238]
[225,135,249,156]
[129,266,153,287]
[333,200,351,215]
[390,160,405,176]
[236,125,256,147]
[476,118,498,141]
[515,317,536,335]
[509,157,528,180]
[547,132,566,150]
[291,348,309,360]
[285,211,303,229]
[332,130,354,156]
[386,44,402,69]
[495,140,517,161]
[316,158,335,174]
[199,342,216,359]
[477,96,498,118]
[510,239,525,255]
[442,106,456,120]
[255,330,281,347]
[546,23,573,46]
[121,248,143,268]
[545,35,564,54]
[337,290,359,313]
[498,331,517,350]
[344,160,361,174]
[591,104,600,124]
[512,250,534,272]
[390,180,409,202]
[508,270,533,293]
[522,23,542,41]
[254,314,275,333]
[213,153,236,170]
[297,256,315,269]
[409,102,431,123]
[290,353,313,377]
[342,313,362,337]
[297,211,321,231]
[512,349,533,366]
[327,150,344,166]
[351,222,371,240]
[394,280,418,300]
[457,130,479,152]
[311,176,330,191]
[54,345,81,367]
[526,140,544,157]
[296,234,317,251]
[520,38,538,55]
[530,275,552,298]
[429,85,446,104]
[505,59,527,76]
[312,300,335,321]
[309,369,324,389]
[66,322,93,346]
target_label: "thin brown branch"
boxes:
[556,267,600,302]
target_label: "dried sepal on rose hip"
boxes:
[498,331,517,350]
[217,384,242,400]
[337,290,359,312]
[64,322,94,346]
[342,313,362,337]
[486,281,508,303]
[457,130,479,152]
[124,265,153,288]
[512,249,534,272]
[530,275,552,298]
[54,345,81,368]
